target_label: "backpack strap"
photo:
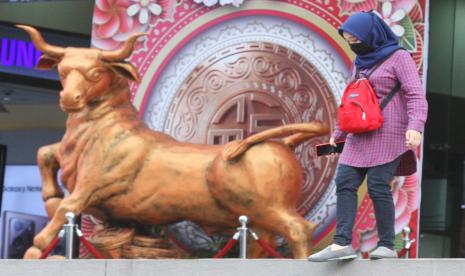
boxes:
[380,82,401,110]
[364,48,404,110]
[355,50,399,79]
[366,48,402,78]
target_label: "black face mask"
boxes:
[350,42,374,56]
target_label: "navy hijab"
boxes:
[339,11,402,69]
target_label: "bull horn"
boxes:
[16,25,65,57]
[101,32,147,61]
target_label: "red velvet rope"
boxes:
[79,236,104,259]
[40,236,62,259]
[256,238,285,258]
[397,248,407,258]
[213,238,238,258]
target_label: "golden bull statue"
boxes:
[18,25,329,259]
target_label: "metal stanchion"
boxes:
[64,212,76,259]
[402,226,415,258]
[39,212,104,260]
[238,215,248,259]
[213,215,285,259]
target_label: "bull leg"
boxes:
[24,185,93,259]
[256,210,316,259]
[37,143,64,219]
[248,228,276,258]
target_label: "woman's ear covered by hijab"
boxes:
[339,11,402,69]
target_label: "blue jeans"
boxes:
[333,157,401,249]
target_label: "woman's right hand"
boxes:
[329,137,337,147]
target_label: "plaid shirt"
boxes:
[333,50,428,175]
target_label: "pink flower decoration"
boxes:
[358,173,419,252]
[387,0,417,15]
[339,0,417,18]
[92,0,142,51]
[194,0,245,7]
[92,0,177,51]
[154,0,178,21]
[128,0,163,25]
[339,0,378,14]
[375,1,407,37]
[393,173,419,232]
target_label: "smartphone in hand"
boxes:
[315,141,345,156]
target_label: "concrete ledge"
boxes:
[1,259,465,276]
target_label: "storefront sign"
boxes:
[0,23,89,81]
[0,37,41,69]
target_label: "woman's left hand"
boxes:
[405,129,422,149]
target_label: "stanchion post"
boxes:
[64,212,76,259]
[402,226,415,258]
[238,215,248,259]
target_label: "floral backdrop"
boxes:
[90,0,428,258]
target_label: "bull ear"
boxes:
[109,62,141,84]
[36,54,60,70]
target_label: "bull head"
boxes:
[16,25,145,112]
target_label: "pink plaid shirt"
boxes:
[333,50,428,175]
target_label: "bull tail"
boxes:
[221,122,330,161]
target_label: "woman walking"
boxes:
[308,11,428,261]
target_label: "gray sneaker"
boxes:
[369,246,398,259]
[308,244,357,262]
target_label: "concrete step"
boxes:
[1,259,465,276]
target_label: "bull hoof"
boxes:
[24,246,42,259]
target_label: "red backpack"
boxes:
[338,52,401,134]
